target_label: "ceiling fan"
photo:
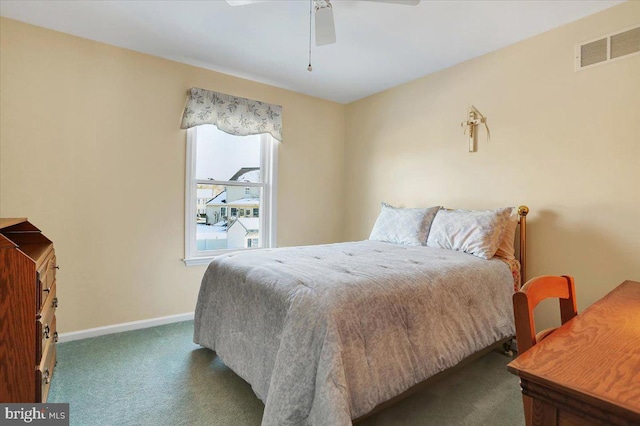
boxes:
[225,0,420,46]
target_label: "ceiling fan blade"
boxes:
[315,5,336,46]
[225,0,271,6]
[360,0,420,5]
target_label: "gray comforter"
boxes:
[193,241,515,425]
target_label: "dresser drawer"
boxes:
[37,252,57,312]
[36,280,57,362]
[36,318,57,364]
[36,342,56,403]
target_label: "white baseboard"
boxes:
[57,312,195,343]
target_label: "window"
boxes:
[184,125,278,265]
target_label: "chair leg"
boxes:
[522,394,533,426]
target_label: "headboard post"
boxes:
[518,205,529,285]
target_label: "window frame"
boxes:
[183,126,278,266]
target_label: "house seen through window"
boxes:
[185,125,277,262]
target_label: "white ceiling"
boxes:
[0,0,623,103]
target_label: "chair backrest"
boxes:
[513,275,577,354]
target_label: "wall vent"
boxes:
[576,25,640,71]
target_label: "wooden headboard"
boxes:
[517,205,529,284]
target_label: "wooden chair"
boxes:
[513,275,578,426]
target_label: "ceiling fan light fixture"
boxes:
[315,1,336,46]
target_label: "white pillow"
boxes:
[495,209,518,260]
[426,207,513,259]
[369,203,441,246]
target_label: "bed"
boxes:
[193,205,529,425]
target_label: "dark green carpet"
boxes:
[49,321,525,426]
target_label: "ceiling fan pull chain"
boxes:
[308,0,313,71]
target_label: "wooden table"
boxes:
[507,280,640,426]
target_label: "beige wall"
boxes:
[0,18,345,333]
[345,2,640,329]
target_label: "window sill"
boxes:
[183,247,269,266]
[183,257,216,267]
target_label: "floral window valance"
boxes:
[180,87,283,141]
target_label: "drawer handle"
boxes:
[43,287,51,294]
[52,297,58,308]
[44,324,50,339]
[53,331,59,343]
[54,265,60,270]
[43,369,51,385]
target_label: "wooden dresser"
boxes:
[0,218,58,403]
